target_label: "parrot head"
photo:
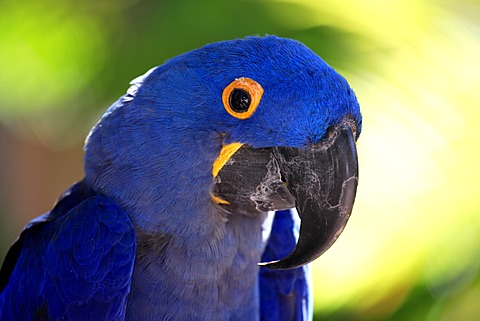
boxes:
[84,36,361,270]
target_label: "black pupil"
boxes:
[229,88,251,113]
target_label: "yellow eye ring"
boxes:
[222,77,264,120]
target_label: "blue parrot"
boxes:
[0,36,361,320]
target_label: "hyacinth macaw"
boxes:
[0,36,361,320]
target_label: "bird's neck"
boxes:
[126,210,267,320]
[84,102,225,236]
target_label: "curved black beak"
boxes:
[213,120,359,270]
[260,122,358,269]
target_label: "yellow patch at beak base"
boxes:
[212,142,243,177]
[211,194,231,205]
[211,142,243,205]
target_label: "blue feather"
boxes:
[0,182,136,320]
[260,210,312,321]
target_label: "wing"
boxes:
[259,209,313,321]
[0,183,136,321]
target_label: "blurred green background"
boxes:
[1,0,480,319]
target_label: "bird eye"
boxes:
[229,89,251,113]
[222,77,263,119]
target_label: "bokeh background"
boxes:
[1,0,480,319]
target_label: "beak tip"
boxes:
[262,121,358,270]
[257,259,294,270]
[257,261,273,267]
